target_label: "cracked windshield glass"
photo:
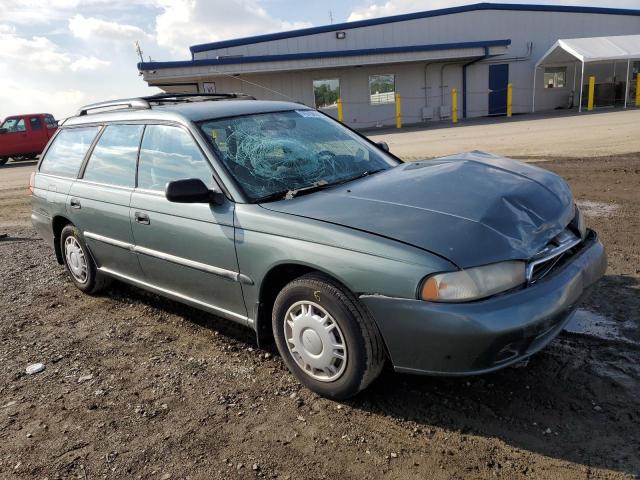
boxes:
[199,110,398,201]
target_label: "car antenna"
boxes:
[218,72,296,102]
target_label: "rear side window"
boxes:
[1,118,26,132]
[83,124,144,187]
[39,127,100,177]
[137,125,213,191]
[30,117,43,130]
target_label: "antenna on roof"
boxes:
[134,41,144,63]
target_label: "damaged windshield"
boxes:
[199,110,398,202]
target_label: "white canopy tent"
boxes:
[533,34,640,112]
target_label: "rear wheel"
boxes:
[272,273,385,399]
[60,225,109,294]
[0,157,8,166]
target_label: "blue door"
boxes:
[488,64,509,115]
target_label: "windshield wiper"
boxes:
[254,180,330,203]
[333,168,386,186]
[254,169,387,204]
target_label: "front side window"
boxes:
[544,67,566,88]
[369,74,395,105]
[45,115,58,129]
[1,118,26,132]
[83,124,144,187]
[39,127,101,177]
[138,125,213,191]
[313,79,340,109]
[199,109,398,202]
[30,117,43,131]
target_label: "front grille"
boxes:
[526,229,583,284]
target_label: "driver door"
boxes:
[129,124,248,324]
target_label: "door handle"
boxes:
[134,212,150,225]
[70,198,81,209]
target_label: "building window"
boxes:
[202,82,216,94]
[313,79,340,109]
[544,67,566,88]
[369,74,395,105]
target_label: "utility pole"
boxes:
[329,10,334,24]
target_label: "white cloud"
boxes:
[69,55,111,71]
[0,75,88,118]
[0,0,81,24]
[348,0,640,21]
[69,14,152,42]
[152,0,312,56]
[0,0,315,118]
[0,28,110,73]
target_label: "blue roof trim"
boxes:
[189,2,640,54]
[139,39,511,70]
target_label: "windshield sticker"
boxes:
[296,110,324,119]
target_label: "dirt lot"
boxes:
[1,153,639,479]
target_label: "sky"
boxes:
[1,0,639,120]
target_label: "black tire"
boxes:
[60,225,109,294]
[272,273,385,400]
[0,157,8,166]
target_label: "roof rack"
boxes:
[77,98,150,116]
[76,92,256,116]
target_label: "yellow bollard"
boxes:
[588,76,595,111]
[395,93,402,129]
[451,88,458,124]
[507,83,513,117]
[337,98,344,123]
[636,75,640,107]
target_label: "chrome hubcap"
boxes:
[64,236,88,284]
[284,301,347,382]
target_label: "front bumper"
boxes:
[360,231,607,375]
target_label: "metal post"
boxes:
[588,76,595,111]
[395,93,402,129]
[532,68,537,113]
[452,88,458,124]
[578,62,585,113]
[624,59,630,109]
[573,62,578,108]
[637,75,640,107]
[337,98,344,122]
[507,83,513,117]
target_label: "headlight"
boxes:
[420,261,526,302]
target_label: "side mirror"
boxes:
[165,178,225,205]
[376,141,390,152]
[0,128,7,134]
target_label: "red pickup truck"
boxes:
[0,113,58,166]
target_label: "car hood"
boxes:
[260,151,575,268]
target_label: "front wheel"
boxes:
[272,273,385,399]
[0,157,8,166]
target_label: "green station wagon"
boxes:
[31,93,606,399]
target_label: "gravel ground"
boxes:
[368,109,640,160]
[1,155,639,479]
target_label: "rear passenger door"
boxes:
[33,126,101,243]
[130,124,247,323]
[28,116,49,153]
[68,124,144,279]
